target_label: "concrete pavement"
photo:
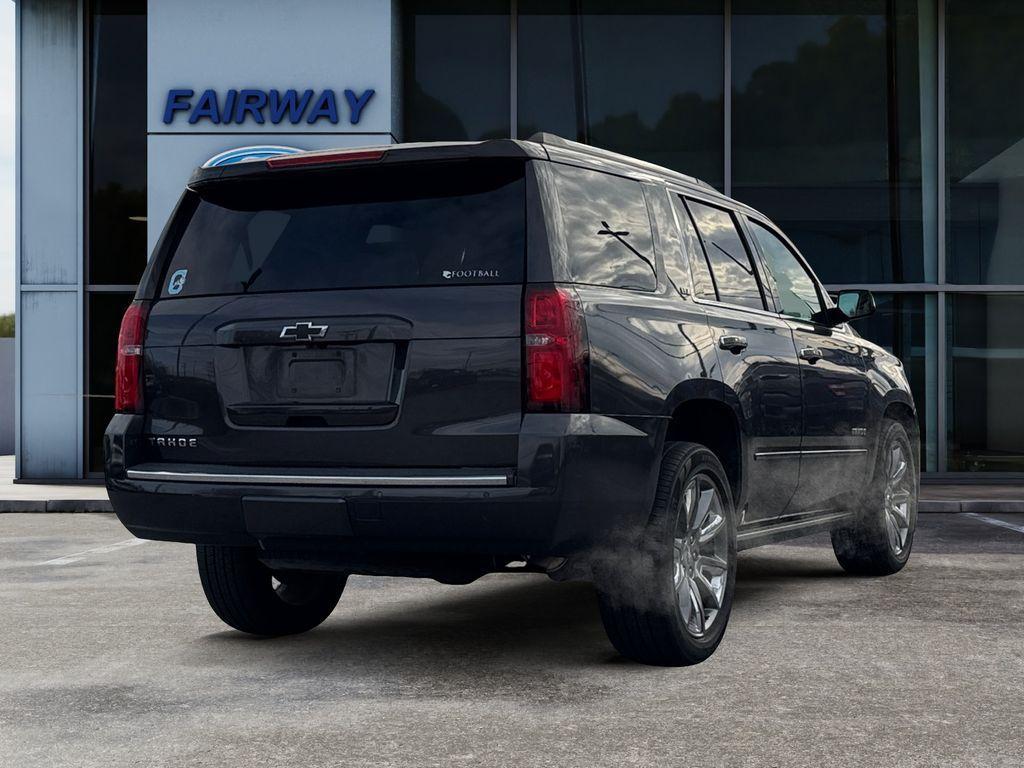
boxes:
[0,456,111,512]
[1,512,1022,767]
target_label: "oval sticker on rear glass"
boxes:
[168,268,188,295]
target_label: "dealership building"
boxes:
[10,0,1024,479]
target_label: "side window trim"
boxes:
[640,183,671,295]
[683,196,769,312]
[659,186,698,299]
[678,196,720,301]
[736,215,780,315]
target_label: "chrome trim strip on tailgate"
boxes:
[125,469,512,487]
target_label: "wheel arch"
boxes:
[664,393,744,506]
[881,396,921,474]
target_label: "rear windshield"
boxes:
[158,159,525,298]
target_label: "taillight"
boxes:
[114,300,149,414]
[524,285,589,413]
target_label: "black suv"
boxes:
[105,134,919,666]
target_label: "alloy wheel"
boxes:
[673,474,730,638]
[883,441,913,556]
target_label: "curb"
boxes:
[919,500,962,513]
[919,499,1024,513]
[0,500,114,513]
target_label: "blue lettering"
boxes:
[189,89,221,124]
[344,89,375,125]
[306,90,339,124]
[170,87,375,126]
[268,89,314,124]
[163,89,194,124]
[222,90,238,123]
[235,89,267,124]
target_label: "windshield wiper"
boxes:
[241,267,263,293]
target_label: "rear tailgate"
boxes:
[138,158,526,470]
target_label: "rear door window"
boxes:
[686,199,765,310]
[553,164,656,292]
[158,160,525,298]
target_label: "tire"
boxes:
[831,419,918,576]
[596,441,737,666]
[196,545,346,636]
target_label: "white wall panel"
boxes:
[148,0,397,136]
[19,0,80,286]
[19,291,79,478]
[16,0,82,478]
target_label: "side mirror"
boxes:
[835,289,876,321]
[814,289,875,327]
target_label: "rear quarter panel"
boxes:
[574,285,719,417]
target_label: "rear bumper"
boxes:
[105,413,665,557]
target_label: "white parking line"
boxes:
[38,538,149,566]
[964,513,1024,535]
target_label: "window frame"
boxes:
[680,194,770,314]
[663,187,710,302]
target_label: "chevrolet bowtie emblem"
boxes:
[280,321,329,341]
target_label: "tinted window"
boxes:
[732,1,926,284]
[672,194,715,301]
[518,0,725,188]
[686,200,764,310]
[949,294,1024,471]
[159,161,525,297]
[88,0,147,285]
[86,0,146,476]
[554,165,656,291]
[403,0,510,141]
[749,220,822,320]
[947,2,1024,283]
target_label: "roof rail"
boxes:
[526,132,716,191]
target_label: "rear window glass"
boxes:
[553,164,656,292]
[158,160,525,298]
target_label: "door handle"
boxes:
[799,346,824,362]
[719,335,748,353]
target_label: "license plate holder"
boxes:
[279,348,356,399]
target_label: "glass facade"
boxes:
[403,0,1024,474]
[732,0,929,286]
[858,292,936,469]
[944,1,1024,472]
[947,294,1024,472]
[517,1,725,188]
[946,2,1024,285]
[86,0,147,473]
[70,0,1024,476]
[402,0,510,141]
